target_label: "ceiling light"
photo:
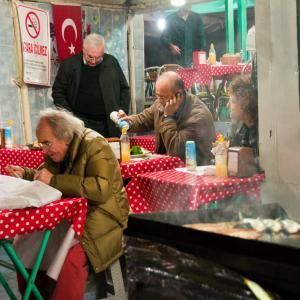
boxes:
[157,18,166,31]
[170,0,186,7]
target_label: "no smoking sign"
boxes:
[25,11,40,39]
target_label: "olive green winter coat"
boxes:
[23,129,129,273]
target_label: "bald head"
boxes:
[155,71,185,107]
[156,71,184,94]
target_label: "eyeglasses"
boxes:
[86,54,103,63]
[40,141,54,150]
[156,95,170,102]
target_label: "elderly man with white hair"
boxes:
[52,33,131,137]
[6,108,129,299]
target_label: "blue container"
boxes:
[185,141,197,171]
[4,126,13,148]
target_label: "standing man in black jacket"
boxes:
[160,5,206,67]
[52,33,130,137]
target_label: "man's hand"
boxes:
[164,93,183,117]
[118,109,132,122]
[34,169,53,185]
[4,165,24,178]
[169,44,181,56]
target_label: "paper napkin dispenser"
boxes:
[227,147,257,177]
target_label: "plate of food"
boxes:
[130,146,151,158]
[26,141,43,150]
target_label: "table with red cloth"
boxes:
[120,156,184,180]
[0,148,184,180]
[0,197,87,299]
[177,63,252,88]
[129,135,156,152]
[126,169,265,213]
[0,148,44,174]
[0,197,87,240]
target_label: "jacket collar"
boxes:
[62,129,86,173]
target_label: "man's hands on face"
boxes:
[164,93,183,117]
[34,169,53,185]
[170,44,181,56]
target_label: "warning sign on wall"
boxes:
[17,3,50,86]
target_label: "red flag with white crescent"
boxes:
[52,4,83,62]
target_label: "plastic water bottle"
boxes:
[4,120,14,149]
[120,128,130,163]
[110,111,129,131]
[208,43,216,65]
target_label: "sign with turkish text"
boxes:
[52,4,83,62]
[17,3,50,86]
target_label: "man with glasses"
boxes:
[119,71,215,165]
[5,108,129,299]
[52,33,130,137]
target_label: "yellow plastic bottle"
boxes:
[215,154,228,177]
[215,134,228,177]
[120,127,130,163]
[209,43,217,65]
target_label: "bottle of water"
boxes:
[120,128,130,163]
[4,120,14,149]
[110,111,129,131]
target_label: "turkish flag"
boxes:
[52,4,83,62]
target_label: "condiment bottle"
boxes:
[0,128,5,148]
[214,135,228,177]
[110,111,129,131]
[120,127,130,163]
[209,43,217,65]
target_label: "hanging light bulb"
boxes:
[157,18,166,31]
[170,0,186,7]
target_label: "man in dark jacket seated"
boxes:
[119,71,215,166]
[52,33,130,137]
[5,108,129,299]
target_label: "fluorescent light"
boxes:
[157,18,166,31]
[170,0,186,7]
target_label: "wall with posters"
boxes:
[0,0,129,144]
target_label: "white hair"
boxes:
[37,108,84,143]
[83,33,105,49]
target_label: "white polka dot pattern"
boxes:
[0,198,88,240]
[120,156,184,179]
[0,149,44,175]
[129,135,156,152]
[126,169,265,213]
[177,64,252,89]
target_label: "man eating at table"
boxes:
[119,71,215,165]
[5,108,129,300]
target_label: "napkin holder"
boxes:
[227,147,257,177]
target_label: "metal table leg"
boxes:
[1,229,52,300]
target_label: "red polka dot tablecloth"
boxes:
[129,135,156,152]
[0,149,44,175]
[121,156,184,180]
[177,63,252,89]
[126,169,265,214]
[0,197,87,240]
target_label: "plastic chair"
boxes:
[157,64,182,76]
[86,258,127,300]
